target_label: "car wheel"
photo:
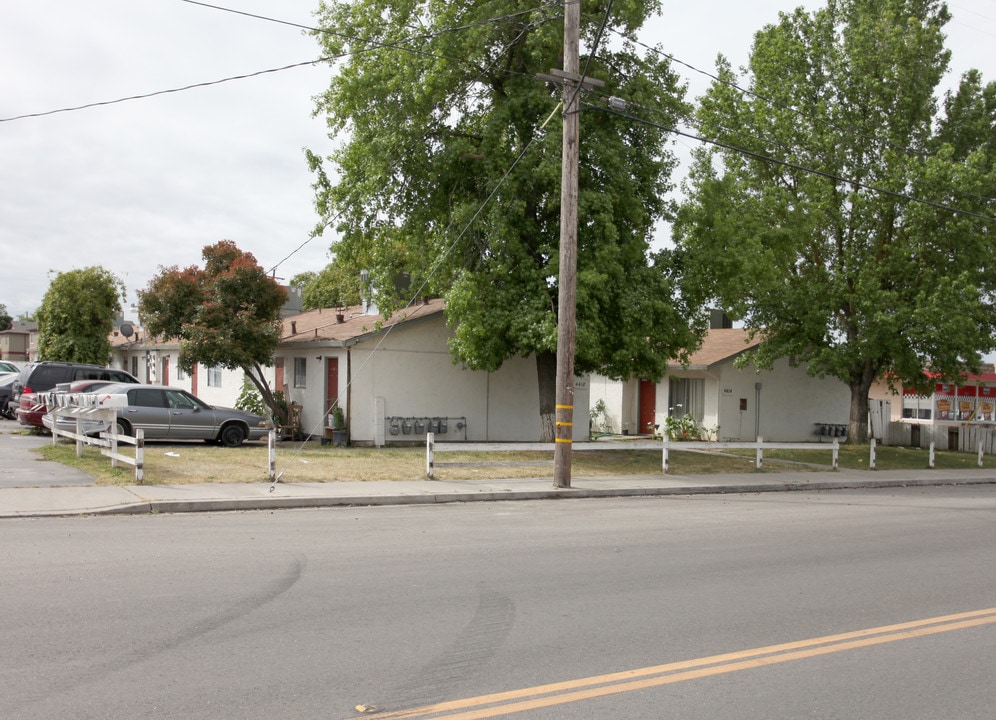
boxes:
[220,424,246,447]
[115,419,131,437]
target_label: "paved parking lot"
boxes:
[0,418,96,488]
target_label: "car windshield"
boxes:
[166,390,208,410]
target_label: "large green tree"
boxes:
[36,267,125,364]
[138,241,289,422]
[309,0,705,440]
[291,258,362,311]
[673,0,996,443]
[0,303,12,332]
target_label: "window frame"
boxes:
[293,357,307,389]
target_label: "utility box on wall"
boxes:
[385,416,466,442]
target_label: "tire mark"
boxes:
[7,553,306,717]
[387,586,516,709]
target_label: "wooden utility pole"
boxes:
[553,0,580,489]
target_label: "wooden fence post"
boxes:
[268,429,277,481]
[110,415,119,470]
[134,429,144,483]
[426,432,435,479]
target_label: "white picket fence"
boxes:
[43,391,145,482]
[425,434,846,478]
[662,437,840,473]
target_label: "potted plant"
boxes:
[330,405,348,447]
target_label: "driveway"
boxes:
[0,418,96,488]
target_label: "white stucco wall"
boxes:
[276,350,346,438]
[343,315,589,444]
[596,357,850,443]
[588,374,629,434]
[699,357,849,442]
[112,346,275,412]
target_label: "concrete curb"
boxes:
[21,474,984,518]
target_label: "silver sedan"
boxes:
[47,383,271,446]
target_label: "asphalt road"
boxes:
[2,487,995,719]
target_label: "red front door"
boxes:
[275,358,285,395]
[326,358,339,413]
[639,380,656,436]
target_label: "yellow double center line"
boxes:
[358,607,996,719]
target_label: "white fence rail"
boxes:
[425,434,846,478]
[663,437,840,473]
[43,392,145,482]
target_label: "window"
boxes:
[166,389,203,410]
[207,366,223,387]
[128,388,167,408]
[668,377,705,422]
[175,361,186,381]
[902,395,932,420]
[294,357,307,388]
[130,356,138,378]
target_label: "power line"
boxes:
[0,59,325,123]
[608,26,995,178]
[586,101,996,223]
[602,28,996,209]
[1,2,559,124]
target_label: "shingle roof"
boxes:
[672,328,760,369]
[279,298,445,344]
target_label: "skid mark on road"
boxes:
[386,587,516,709]
[8,553,307,718]
[356,606,996,719]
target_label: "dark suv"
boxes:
[10,361,140,429]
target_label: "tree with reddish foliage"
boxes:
[139,240,288,423]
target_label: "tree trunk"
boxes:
[536,350,557,442]
[244,364,288,425]
[847,359,877,444]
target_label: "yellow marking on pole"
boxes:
[554,438,573,443]
[555,404,573,410]
[555,421,573,427]
[358,607,996,719]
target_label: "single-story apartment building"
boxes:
[589,328,851,443]
[274,298,589,445]
[111,298,589,445]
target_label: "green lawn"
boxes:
[30,436,996,486]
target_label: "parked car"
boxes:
[47,383,271,446]
[0,360,22,373]
[0,374,17,419]
[40,379,135,434]
[11,361,140,429]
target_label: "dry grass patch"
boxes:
[37,440,762,485]
[36,437,992,486]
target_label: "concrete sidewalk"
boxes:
[2,467,996,518]
[4,419,996,517]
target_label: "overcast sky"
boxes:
[2,1,994,320]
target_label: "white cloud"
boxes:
[1,0,993,318]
